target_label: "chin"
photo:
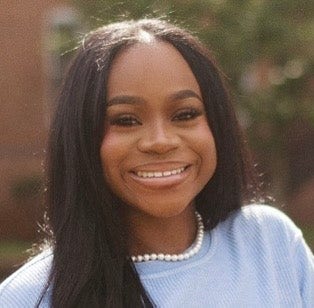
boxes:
[128,197,195,219]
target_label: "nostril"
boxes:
[137,134,180,154]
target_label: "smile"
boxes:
[135,167,186,178]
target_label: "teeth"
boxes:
[136,167,185,178]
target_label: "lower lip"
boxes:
[128,167,190,190]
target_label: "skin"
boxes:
[100,41,217,255]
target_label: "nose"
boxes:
[137,120,180,154]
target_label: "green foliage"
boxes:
[11,176,43,200]
[302,226,314,251]
[0,241,31,259]
[70,0,313,180]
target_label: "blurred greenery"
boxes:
[0,241,31,282]
[70,0,314,198]
[0,241,31,260]
[302,226,314,251]
[10,176,42,200]
[72,0,314,137]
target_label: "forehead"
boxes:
[106,41,201,98]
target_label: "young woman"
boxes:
[0,19,313,308]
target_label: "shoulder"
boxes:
[211,204,312,273]
[0,249,53,307]
[210,205,314,305]
[217,204,303,247]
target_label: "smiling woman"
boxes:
[101,41,217,259]
[102,41,216,218]
[0,19,313,308]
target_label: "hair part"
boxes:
[41,18,259,307]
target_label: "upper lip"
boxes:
[130,162,190,173]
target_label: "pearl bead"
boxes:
[171,255,178,261]
[195,243,201,249]
[165,254,171,261]
[190,248,197,255]
[130,211,204,263]
[158,253,165,260]
[178,254,184,261]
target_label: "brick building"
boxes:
[0,0,78,240]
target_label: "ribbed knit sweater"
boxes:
[0,205,313,307]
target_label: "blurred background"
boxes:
[0,0,313,281]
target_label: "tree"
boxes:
[70,0,314,199]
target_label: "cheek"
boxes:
[100,131,127,178]
[204,137,217,174]
[203,130,217,160]
[195,126,217,177]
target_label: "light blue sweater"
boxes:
[0,205,313,307]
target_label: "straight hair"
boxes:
[41,18,259,307]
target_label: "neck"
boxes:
[123,205,197,256]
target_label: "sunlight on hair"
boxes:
[137,29,155,43]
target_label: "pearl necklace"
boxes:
[131,211,204,262]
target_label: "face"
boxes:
[100,41,217,219]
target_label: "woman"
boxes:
[0,19,313,308]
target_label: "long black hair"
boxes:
[42,18,258,307]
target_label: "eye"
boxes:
[172,108,203,121]
[109,115,141,126]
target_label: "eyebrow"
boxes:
[168,89,202,103]
[106,89,203,107]
[107,95,146,106]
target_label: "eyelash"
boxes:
[109,115,141,126]
[109,108,202,127]
[172,108,203,121]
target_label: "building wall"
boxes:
[0,0,70,240]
